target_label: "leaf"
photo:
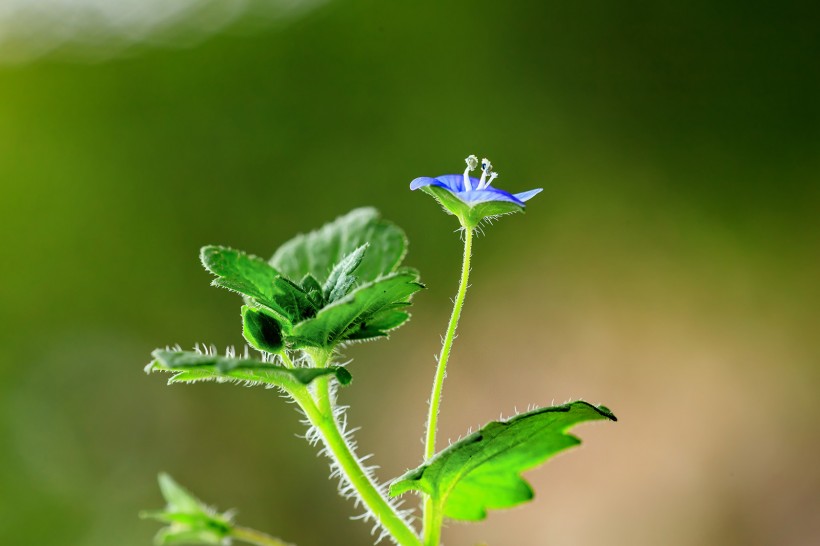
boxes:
[147,349,352,388]
[344,308,411,341]
[242,306,285,353]
[389,401,616,521]
[200,246,290,320]
[270,208,407,285]
[289,269,423,348]
[323,243,368,302]
[140,473,232,546]
[271,276,318,322]
[142,474,294,546]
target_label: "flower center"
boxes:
[464,154,499,191]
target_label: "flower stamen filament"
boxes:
[463,154,478,191]
[478,158,495,189]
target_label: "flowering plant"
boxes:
[142,156,615,546]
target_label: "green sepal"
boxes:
[140,473,233,546]
[420,186,524,229]
[270,207,407,284]
[241,306,285,353]
[147,349,352,388]
[289,269,424,348]
[389,401,615,521]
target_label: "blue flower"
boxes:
[410,155,542,228]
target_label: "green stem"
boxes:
[231,525,295,546]
[422,226,474,545]
[291,384,422,546]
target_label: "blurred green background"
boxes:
[1,1,818,545]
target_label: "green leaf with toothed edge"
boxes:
[288,268,423,348]
[389,401,616,521]
[147,349,352,388]
[200,246,292,321]
[270,207,407,285]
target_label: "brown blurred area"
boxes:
[0,1,818,545]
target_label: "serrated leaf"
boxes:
[147,350,352,388]
[389,401,616,521]
[289,269,423,348]
[271,276,318,321]
[344,308,411,341]
[323,243,368,302]
[200,246,290,321]
[242,306,284,353]
[270,208,407,285]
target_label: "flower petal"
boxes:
[410,177,445,191]
[455,188,525,206]
[513,188,543,202]
[434,174,474,192]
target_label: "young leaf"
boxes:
[344,308,411,341]
[270,208,407,285]
[242,306,285,353]
[147,349,352,388]
[289,269,423,348]
[142,474,294,546]
[323,243,368,302]
[200,246,291,321]
[389,401,616,521]
[271,276,318,321]
[140,473,232,545]
[299,274,324,295]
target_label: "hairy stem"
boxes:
[291,384,422,546]
[422,226,474,545]
[231,525,295,546]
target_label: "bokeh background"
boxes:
[1,1,818,545]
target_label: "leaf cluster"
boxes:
[201,208,423,353]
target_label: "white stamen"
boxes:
[482,171,499,189]
[478,157,493,189]
[463,154,478,191]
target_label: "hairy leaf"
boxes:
[389,401,616,521]
[200,246,290,320]
[271,276,318,322]
[270,208,407,284]
[344,308,411,341]
[242,306,285,353]
[140,473,232,545]
[147,349,352,388]
[289,269,423,348]
[323,243,368,302]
